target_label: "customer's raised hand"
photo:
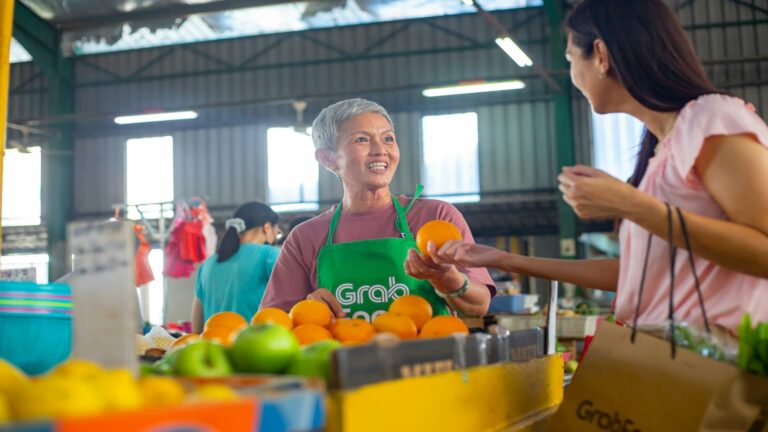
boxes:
[430,240,504,269]
[558,165,645,219]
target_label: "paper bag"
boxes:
[550,323,768,431]
[552,204,768,431]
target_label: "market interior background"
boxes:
[3,0,767,325]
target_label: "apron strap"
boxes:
[326,202,344,246]
[393,184,423,240]
[326,185,424,246]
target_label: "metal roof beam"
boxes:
[58,0,303,31]
[12,0,58,70]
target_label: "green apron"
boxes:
[316,187,451,322]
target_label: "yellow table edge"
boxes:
[328,354,564,432]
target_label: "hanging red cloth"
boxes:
[164,219,197,278]
[163,199,211,278]
[180,219,206,263]
[134,224,155,286]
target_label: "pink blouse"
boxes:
[616,94,768,333]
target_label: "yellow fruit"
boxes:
[50,359,104,380]
[0,358,29,399]
[0,393,10,424]
[138,376,186,408]
[190,384,238,402]
[13,376,104,421]
[96,369,143,412]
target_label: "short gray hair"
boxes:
[311,98,394,151]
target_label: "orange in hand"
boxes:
[419,316,469,339]
[373,312,418,339]
[290,299,333,327]
[415,220,462,257]
[205,311,247,332]
[252,308,293,330]
[389,295,433,330]
[331,319,375,344]
[292,324,333,345]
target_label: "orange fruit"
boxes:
[171,333,200,349]
[201,326,240,346]
[419,316,469,339]
[205,311,247,332]
[373,313,418,339]
[415,220,462,257]
[331,319,375,344]
[389,295,433,330]
[326,320,339,333]
[251,308,293,330]
[292,324,333,345]
[290,300,333,327]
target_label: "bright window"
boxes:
[422,113,480,203]
[2,146,42,227]
[267,128,319,212]
[591,113,645,181]
[0,254,49,284]
[10,37,33,63]
[126,136,174,219]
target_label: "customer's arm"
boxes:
[430,242,619,292]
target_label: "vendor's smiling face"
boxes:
[332,112,400,191]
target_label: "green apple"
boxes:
[151,349,179,376]
[173,340,232,378]
[230,323,300,374]
[286,339,341,380]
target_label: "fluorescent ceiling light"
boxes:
[422,80,525,97]
[114,111,198,125]
[495,36,533,67]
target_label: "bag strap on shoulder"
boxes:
[630,203,711,358]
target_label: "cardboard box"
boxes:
[332,328,544,389]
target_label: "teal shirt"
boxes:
[195,244,280,323]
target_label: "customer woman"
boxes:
[427,0,768,333]
[191,202,282,332]
[260,98,495,322]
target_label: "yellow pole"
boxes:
[0,0,13,250]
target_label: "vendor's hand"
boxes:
[404,246,455,282]
[306,288,346,318]
[558,165,645,220]
[430,240,504,269]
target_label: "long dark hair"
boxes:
[566,0,723,187]
[217,202,279,262]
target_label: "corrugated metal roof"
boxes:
[64,0,541,55]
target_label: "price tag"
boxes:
[67,221,137,372]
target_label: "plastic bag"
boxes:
[637,320,738,363]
